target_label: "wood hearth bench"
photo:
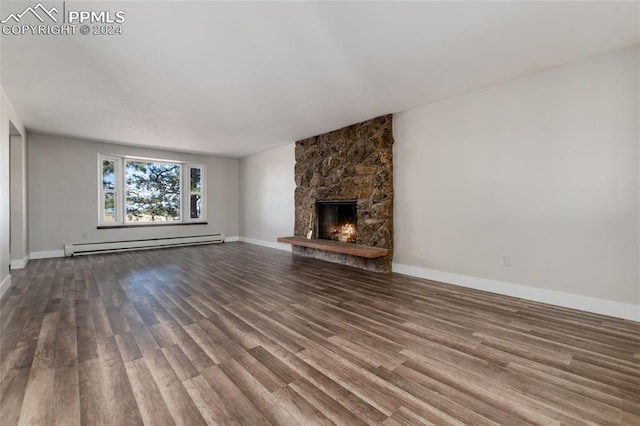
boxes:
[277,236,391,258]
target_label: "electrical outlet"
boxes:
[502,256,510,267]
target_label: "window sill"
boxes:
[98,222,208,229]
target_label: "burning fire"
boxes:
[332,223,357,243]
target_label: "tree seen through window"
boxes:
[125,161,181,222]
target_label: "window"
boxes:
[101,156,120,224]
[125,160,181,223]
[188,165,203,220]
[99,154,205,226]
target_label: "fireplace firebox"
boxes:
[316,201,357,243]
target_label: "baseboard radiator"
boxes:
[64,234,226,256]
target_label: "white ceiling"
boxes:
[1,1,638,157]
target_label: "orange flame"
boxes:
[333,222,357,243]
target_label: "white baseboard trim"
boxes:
[239,237,292,252]
[392,263,640,322]
[0,274,11,300]
[31,238,240,259]
[30,250,65,260]
[10,255,30,269]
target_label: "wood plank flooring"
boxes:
[1,241,639,425]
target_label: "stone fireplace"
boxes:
[280,114,393,272]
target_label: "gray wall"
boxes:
[10,134,28,264]
[239,143,294,249]
[0,88,27,297]
[28,134,239,253]
[393,46,639,307]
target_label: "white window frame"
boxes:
[98,154,123,225]
[184,164,206,223]
[98,153,206,227]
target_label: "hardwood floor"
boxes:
[1,242,639,425]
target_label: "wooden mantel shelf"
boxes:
[277,236,391,259]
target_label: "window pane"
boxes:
[125,161,181,222]
[190,194,201,219]
[104,192,116,222]
[190,167,202,192]
[102,160,115,189]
